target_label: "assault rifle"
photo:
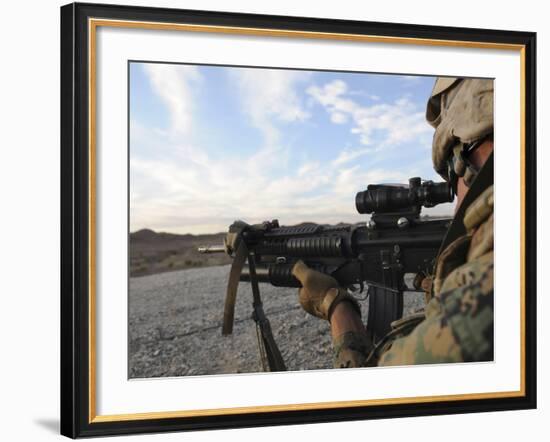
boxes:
[198,177,454,371]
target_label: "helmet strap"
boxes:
[448,135,492,188]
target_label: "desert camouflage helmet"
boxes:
[426,78,494,185]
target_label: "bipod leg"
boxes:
[248,252,286,372]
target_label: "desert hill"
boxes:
[130,229,231,276]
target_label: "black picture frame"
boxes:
[61,2,537,438]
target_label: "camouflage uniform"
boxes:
[333,78,494,367]
[374,186,494,366]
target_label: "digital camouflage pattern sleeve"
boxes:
[376,251,493,366]
[373,186,494,366]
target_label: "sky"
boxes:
[129,62,453,235]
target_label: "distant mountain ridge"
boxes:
[130,228,226,242]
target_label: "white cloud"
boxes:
[348,88,380,101]
[330,112,348,124]
[307,79,431,148]
[400,75,423,84]
[142,63,202,135]
[297,161,320,177]
[130,69,445,234]
[308,80,355,114]
[130,116,428,234]
[230,68,311,146]
[332,147,372,166]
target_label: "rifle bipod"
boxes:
[248,252,286,372]
[221,240,286,372]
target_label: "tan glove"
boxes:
[291,260,361,321]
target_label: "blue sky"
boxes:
[130,62,452,234]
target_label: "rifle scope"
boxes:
[355,177,453,214]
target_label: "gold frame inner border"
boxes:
[87,17,527,423]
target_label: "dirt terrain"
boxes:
[129,265,424,378]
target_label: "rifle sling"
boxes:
[222,241,248,335]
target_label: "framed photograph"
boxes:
[60,2,537,438]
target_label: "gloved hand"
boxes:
[291,260,361,321]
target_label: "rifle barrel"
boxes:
[197,245,226,254]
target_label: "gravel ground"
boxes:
[129,265,424,378]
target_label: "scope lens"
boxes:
[426,181,454,205]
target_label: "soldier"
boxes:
[292,78,494,367]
